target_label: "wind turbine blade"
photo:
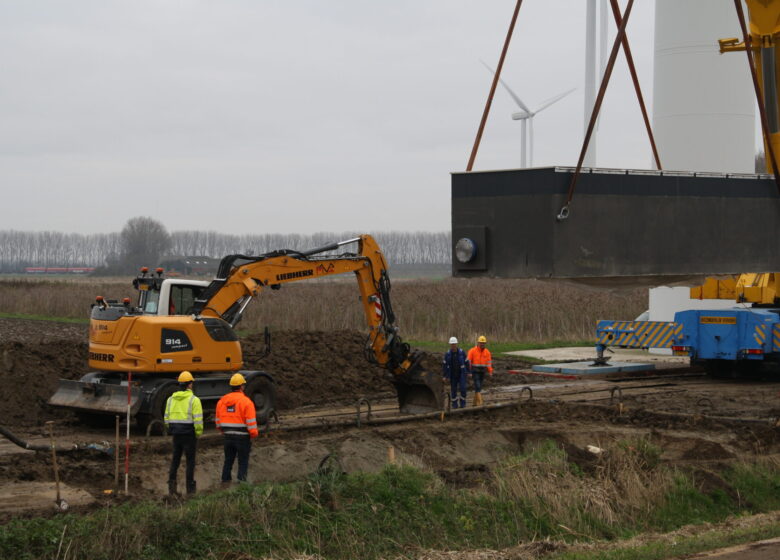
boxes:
[479,59,532,113]
[529,117,534,167]
[534,88,577,113]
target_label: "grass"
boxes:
[3,442,780,560]
[409,339,594,354]
[0,311,88,324]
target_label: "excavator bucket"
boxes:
[48,378,143,416]
[394,367,445,414]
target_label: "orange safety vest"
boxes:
[215,391,259,438]
[467,346,493,374]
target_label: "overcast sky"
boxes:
[0,0,664,235]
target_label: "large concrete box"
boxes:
[451,167,780,279]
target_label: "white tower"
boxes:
[653,0,755,173]
[583,0,608,167]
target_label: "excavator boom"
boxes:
[186,234,443,412]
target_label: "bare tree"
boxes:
[119,217,172,273]
[0,227,450,273]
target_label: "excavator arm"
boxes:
[192,236,386,327]
[53,235,444,420]
[189,234,442,412]
[191,235,431,382]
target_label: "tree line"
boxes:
[0,217,451,274]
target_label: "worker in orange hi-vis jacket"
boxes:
[467,336,493,406]
[215,373,258,485]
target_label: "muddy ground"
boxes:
[3,317,780,560]
[0,318,529,427]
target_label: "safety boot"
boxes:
[186,480,196,495]
[475,393,483,406]
[168,480,179,496]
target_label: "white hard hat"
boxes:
[449,336,458,344]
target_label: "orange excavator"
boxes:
[49,235,443,430]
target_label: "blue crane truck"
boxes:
[596,307,780,377]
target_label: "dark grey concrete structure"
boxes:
[452,167,780,279]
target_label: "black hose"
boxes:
[0,425,108,454]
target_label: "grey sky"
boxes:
[0,1,661,235]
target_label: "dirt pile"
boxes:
[242,330,401,409]
[0,319,470,426]
[0,320,90,426]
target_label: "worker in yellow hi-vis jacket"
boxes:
[164,371,204,495]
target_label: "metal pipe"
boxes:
[300,237,361,257]
[229,296,253,328]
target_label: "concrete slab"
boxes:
[532,361,655,375]
[506,346,689,364]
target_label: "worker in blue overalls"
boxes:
[442,336,470,409]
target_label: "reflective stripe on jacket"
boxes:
[164,389,204,437]
[215,390,259,438]
[467,346,493,374]
[442,348,469,380]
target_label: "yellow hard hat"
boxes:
[178,371,194,383]
[230,373,247,386]
[478,336,487,343]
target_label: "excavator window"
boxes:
[169,285,206,316]
[143,290,160,314]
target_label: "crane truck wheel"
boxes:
[244,374,276,425]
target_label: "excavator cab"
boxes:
[130,268,210,316]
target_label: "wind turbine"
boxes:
[482,61,575,168]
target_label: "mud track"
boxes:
[2,318,780,523]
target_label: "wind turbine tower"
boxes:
[584,0,609,168]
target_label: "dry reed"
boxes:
[493,439,672,535]
[0,277,647,342]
